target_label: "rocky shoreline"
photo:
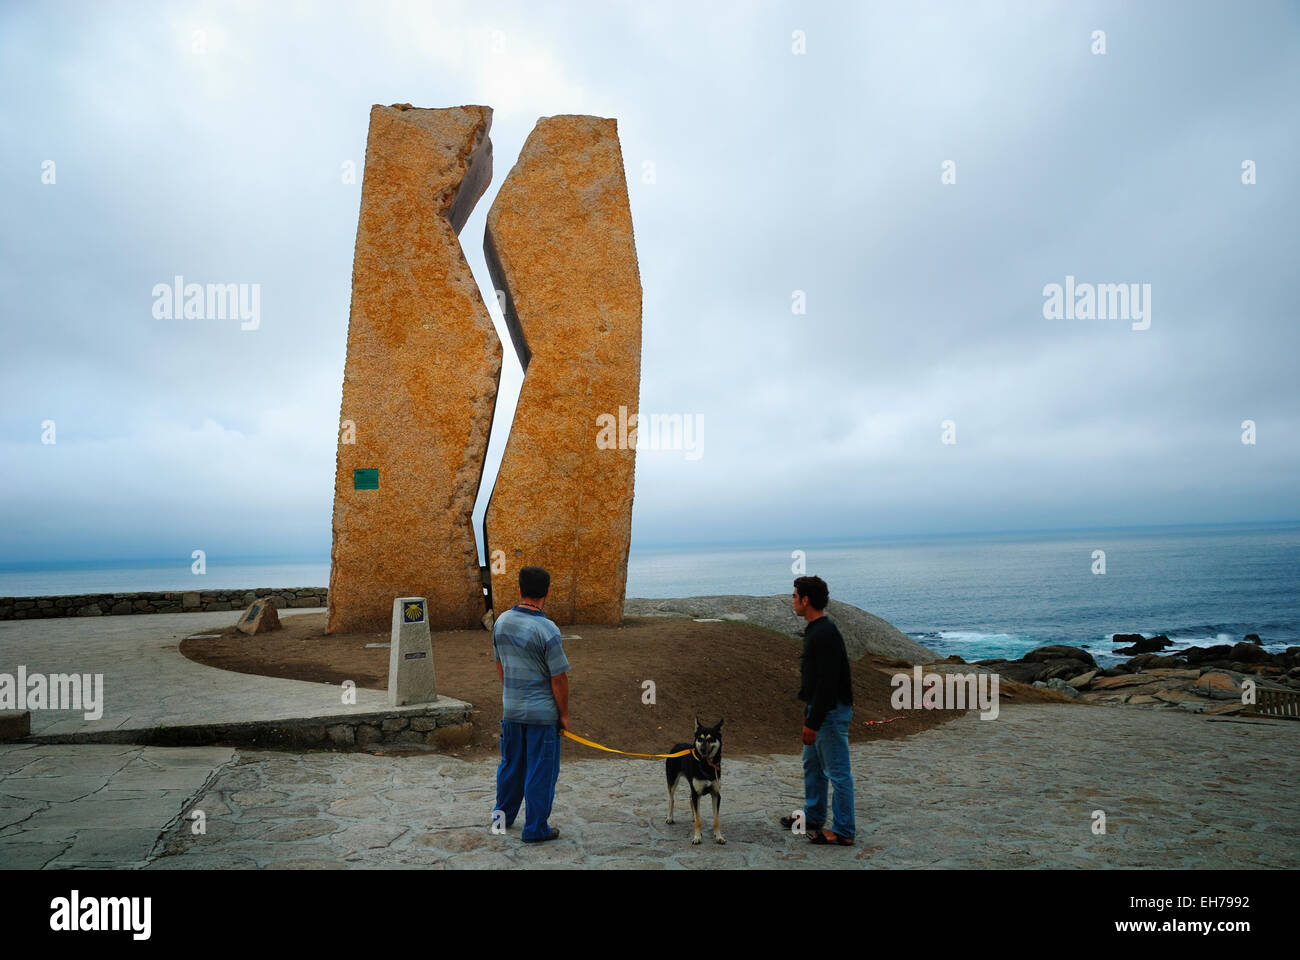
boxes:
[946,635,1300,717]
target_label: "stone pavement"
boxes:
[135,704,1299,870]
[0,609,468,740]
[0,743,235,868]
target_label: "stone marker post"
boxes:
[389,597,437,707]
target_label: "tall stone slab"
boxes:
[328,104,502,634]
[483,116,642,625]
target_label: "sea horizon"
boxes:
[2,519,1295,669]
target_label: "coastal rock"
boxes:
[1067,669,1097,689]
[1205,703,1246,715]
[1093,674,1164,691]
[1154,689,1201,704]
[1120,653,1185,672]
[1183,644,1234,665]
[1112,633,1173,655]
[623,596,937,664]
[1083,691,1132,704]
[991,661,1052,684]
[328,104,501,634]
[1046,678,1082,699]
[1112,633,1145,645]
[1244,634,1261,645]
[984,645,1099,684]
[1046,660,1094,680]
[1229,642,1271,664]
[484,115,641,626]
[1022,645,1097,667]
[1197,667,1250,682]
[1194,672,1242,701]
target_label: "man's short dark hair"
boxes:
[793,575,829,610]
[519,566,550,600]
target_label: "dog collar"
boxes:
[692,748,721,774]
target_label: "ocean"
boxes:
[3,523,1296,668]
[628,522,1300,667]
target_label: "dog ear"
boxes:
[694,715,702,732]
[716,718,723,730]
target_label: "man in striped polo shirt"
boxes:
[492,566,571,843]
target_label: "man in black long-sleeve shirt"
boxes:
[788,575,855,845]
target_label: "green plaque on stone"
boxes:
[354,468,379,490]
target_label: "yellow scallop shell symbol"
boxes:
[405,602,422,621]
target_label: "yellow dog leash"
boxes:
[562,729,691,759]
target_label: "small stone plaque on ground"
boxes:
[236,598,282,636]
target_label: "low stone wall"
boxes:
[0,588,328,620]
[24,707,474,751]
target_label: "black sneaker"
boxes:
[522,827,561,843]
[780,815,823,831]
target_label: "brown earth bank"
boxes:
[179,613,1061,760]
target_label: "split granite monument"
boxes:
[328,104,642,634]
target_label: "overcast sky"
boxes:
[1,0,1296,563]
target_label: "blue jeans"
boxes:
[803,702,855,838]
[495,720,561,840]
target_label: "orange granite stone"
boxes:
[328,104,502,633]
[483,115,642,625]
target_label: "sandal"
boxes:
[809,830,853,846]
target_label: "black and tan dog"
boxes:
[665,717,725,845]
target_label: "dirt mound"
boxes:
[181,613,962,759]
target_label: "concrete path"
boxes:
[0,610,467,739]
[140,704,1300,870]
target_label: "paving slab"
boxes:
[146,704,1300,870]
[0,744,234,868]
